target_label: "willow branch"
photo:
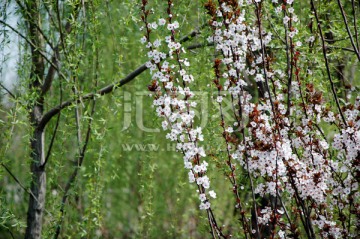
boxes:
[54,43,100,238]
[14,0,55,51]
[38,27,203,131]
[0,19,66,81]
[53,97,96,239]
[41,2,82,95]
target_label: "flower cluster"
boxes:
[204,0,359,238]
[140,0,359,238]
[140,0,217,215]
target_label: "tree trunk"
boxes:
[24,1,46,237]
[25,106,46,239]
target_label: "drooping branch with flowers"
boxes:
[139,0,359,238]
[140,0,226,237]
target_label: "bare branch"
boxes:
[42,78,63,169]
[337,0,360,61]
[1,163,30,197]
[0,162,52,217]
[351,0,359,50]
[0,82,15,98]
[311,0,348,126]
[328,46,358,53]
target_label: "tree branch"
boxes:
[53,97,96,239]
[0,82,15,98]
[41,2,82,95]
[38,26,204,131]
[0,162,52,217]
[14,0,55,51]
[311,0,348,126]
[337,0,360,61]
[0,19,67,82]
[351,0,359,50]
[328,46,358,53]
[42,78,63,169]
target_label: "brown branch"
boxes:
[42,78,63,169]
[1,163,33,198]
[284,10,294,116]
[351,0,359,50]
[42,1,58,33]
[0,82,15,98]
[7,229,15,239]
[38,63,145,131]
[337,0,360,61]
[310,0,348,126]
[328,46,357,53]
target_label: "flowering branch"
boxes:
[139,0,359,238]
[140,0,225,237]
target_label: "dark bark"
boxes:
[24,1,46,238]
[25,127,46,239]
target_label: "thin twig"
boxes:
[327,46,357,53]
[54,27,100,237]
[14,0,56,51]
[336,0,360,61]
[42,77,63,168]
[42,1,58,32]
[310,0,348,126]
[42,2,82,95]
[284,10,293,116]
[0,82,15,98]
[0,162,53,217]
[53,97,96,239]
[1,163,31,197]
[351,0,359,50]
[7,228,15,239]
[0,19,67,82]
